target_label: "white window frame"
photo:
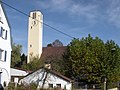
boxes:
[0,49,7,62]
[0,27,7,40]
[56,84,61,88]
[0,9,3,24]
[49,83,53,88]
[0,49,3,61]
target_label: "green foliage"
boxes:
[63,34,120,86]
[7,83,37,90]
[47,39,63,47]
[11,43,22,67]
[22,55,44,71]
[20,53,27,66]
[52,39,63,47]
[7,83,15,90]
[7,82,65,90]
[43,51,65,75]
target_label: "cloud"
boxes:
[35,0,72,12]
[70,3,98,20]
[35,0,98,21]
[36,0,120,28]
[107,0,120,28]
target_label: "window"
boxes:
[0,49,3,60]
[0,17,1,22]
[32,20,36,25]
[56,84,61,88]
[33,21,36,25]
[30,44,32,47]
[49,84,53,88]
[0,27,2,37]
[0,73,1,85]
[0,49,7,62]
[5,31,7,40]
[0,9,3,24]
[33,12,36,19]
[0,27,7,40]
[32,13,37,25]
[4,51,7,62]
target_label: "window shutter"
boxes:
[1,27,4,38]
[0,49,2,60]
[0,27,2,37]
[4,51,7,61]
[5,30,7,40]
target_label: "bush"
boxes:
[7,82,37,90]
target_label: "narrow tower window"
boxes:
[30,44,32,47]
[33,13,36,19]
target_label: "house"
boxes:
[19,68,73,90]
[0,3,12,87]
[10,68,29,83]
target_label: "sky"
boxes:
[2,0,120,55]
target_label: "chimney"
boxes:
[44,64,51,69]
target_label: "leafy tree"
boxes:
[45,39,65,73]
[11,43,22,67]
[44,55,65,74]
[104,40,120,87]
[20,53,27,66]
[47,39,63,47]
[63,34,120,86]
[47,43,53,47]
[22,55,44,71]
[52,39,63,47]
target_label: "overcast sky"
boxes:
[2,0,120,54]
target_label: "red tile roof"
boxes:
[26,68,74,83]
[40,46,67,61]
[48,69,74,82]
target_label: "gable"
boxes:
[0,4,10,30]
[19,68,73,85]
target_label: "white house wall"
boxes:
[19,69,72,90]
[0,4,12,86]
[10,68,28,77]
[43,73,72,90]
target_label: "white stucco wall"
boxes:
[43,73,72,90]
[27,11,43,63]
[0,4,12,86]
[19,69,72,90]
[10,68,28,76]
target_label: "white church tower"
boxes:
[27,11,43,63]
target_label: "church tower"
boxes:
[27,11,43,63]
